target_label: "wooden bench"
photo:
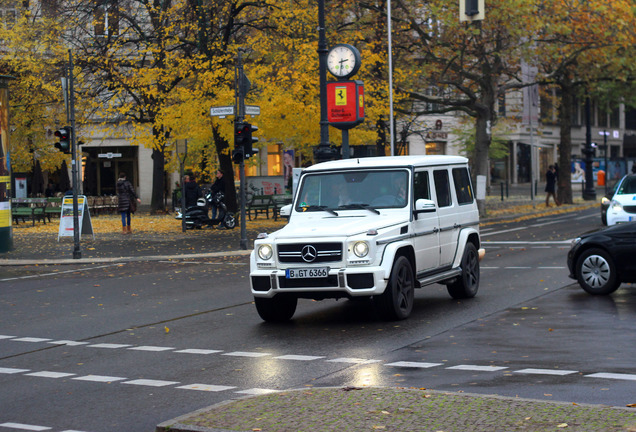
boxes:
[12,198,48,226]
[247,195,274,220]
[45,197,63,220]
[271,194,293,221]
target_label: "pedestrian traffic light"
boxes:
[54,126,72,154]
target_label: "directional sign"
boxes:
[245,105,260,116]
[98,152,122,159]
[210,106,235,117]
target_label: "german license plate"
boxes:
[285,267,329,279]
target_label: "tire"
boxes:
[575,248,619,295]
[447,242,480,299]
[223,213,236,229]
[601,209,608,225]
[254,295,297,322]
[375,255,414,320]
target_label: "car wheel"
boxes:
[375,255,414,320]
[223,213,236,229]
[575,248,619,295]
[254,296,297,322]
[447,242,480,299]
[601,209,608,225]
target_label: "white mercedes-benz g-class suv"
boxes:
[250,155,485,322]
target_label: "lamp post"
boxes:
[599,130,609,195]
[582,96,596,200]
[176,139,188,233]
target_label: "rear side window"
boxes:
[452,167,474,204]
[433,170,452,207]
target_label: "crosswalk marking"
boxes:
[236,388,279,395]
[10,338,52,343]
[514,368,578,376]
[174,349,222,355]
[274,355,325,361]
[123,379,179,387]
[177,384,236,392]
[48,340,88,346]
[385,361,443,368]
[586,372,636,381]
[0,335,15,340]
[0,367,30,374]
[25,371,76,379]
[127,346,174,352]
[327,357,382,364]
[0,423,51,431]
[447,365,508,372]
[87,343,133,349]
[72,375,127,383]
[223,351,271,358]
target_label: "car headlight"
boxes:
[610,200,623,211]
[352,241,369,258]
[601,197,611,206]
[257,244,273,260]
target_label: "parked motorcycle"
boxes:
[175,189,236,229]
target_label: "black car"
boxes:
[567,222,636,295]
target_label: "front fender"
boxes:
[451,228,482,268]
[378,240,414,279]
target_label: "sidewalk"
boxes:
[1,186,601,266]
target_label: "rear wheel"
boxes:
[575,248,619,295]
[223,212,236,229]
[447,243,480,299]
[254,296,297,322]
[375,255,414,320]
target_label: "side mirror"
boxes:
[280,204,292,218]
[414,199,436,218]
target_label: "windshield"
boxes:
[296,169,409,212]
[617,175,636,195]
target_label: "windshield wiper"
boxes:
[337,204,380,214]
[301,205,339,216]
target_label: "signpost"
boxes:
[58,195,94,241]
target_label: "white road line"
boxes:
[25,371,76,379]
[447,365,508,372]
[0,264,122,282]
[537,266,566,269]
[177,384,236,392]
[514,368,578,376]
[87,343,133,349]
[481,227,527,237]
[484,240,572,245]
[48,340,89,346]
[174,349,222,355]
[127,346,175,352]
[585,372,636,381]
[0,335,15,339]
[222,351,271,358]
[11,337,52,343]
[72,375,127,383]
[327,358,382,364]
[123,379,179,387]
[505,267,532,269]
[0,423,51,431]
[385,361,443,368]
[0,368,30,374]
[274,355,326,361]
[236,388,279,395]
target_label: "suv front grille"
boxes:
[278,242,343,263]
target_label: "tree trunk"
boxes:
[557,78,574,205]
[212,125,237,213]
[150,147,166,213]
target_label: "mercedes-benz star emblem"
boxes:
[301,245,317,262]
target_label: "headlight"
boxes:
[352,241,369,258]
[610,200,623,211]
[257,244,273,260]
[601,197,611,206]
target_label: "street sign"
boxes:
[98,152,122,159]
[245,105,260,116]
[210,106,235,117]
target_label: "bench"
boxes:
[271,194,293,221]
[247,195,274,220]
[45,197,63,220]
[11,198,48,226]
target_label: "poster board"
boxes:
[58,195,94,241]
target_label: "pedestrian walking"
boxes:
[116,172,141,234]
[545,165,560,207]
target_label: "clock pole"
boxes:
[314,0,337,164]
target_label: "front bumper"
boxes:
[250,266,389,298]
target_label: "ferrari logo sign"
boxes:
[327,80,365,130]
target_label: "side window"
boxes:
[413,171,430,201]
[452,167,474,205]
[433,169,451,207]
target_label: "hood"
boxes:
[271,212,408,240]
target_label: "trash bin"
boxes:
[597,170,605,187]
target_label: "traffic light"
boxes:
[233,121,259,161]
[232,147,244,164]
[54,126,72,154]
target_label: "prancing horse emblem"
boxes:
[301,245,317,262]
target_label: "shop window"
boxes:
[267,144,281,176]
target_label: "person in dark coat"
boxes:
[183,174,202,208]
[210,169,226,219]
[116,172,141,234]
[545,165,560,207]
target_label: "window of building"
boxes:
[609,105,620,129]
[95,0,119,36]
[267,144,281,176]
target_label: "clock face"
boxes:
[327,44,360,79]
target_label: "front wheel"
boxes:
[575,248,619,295]
[254,296,297,322]
[375,255,414,320]
[447,243,480,299]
